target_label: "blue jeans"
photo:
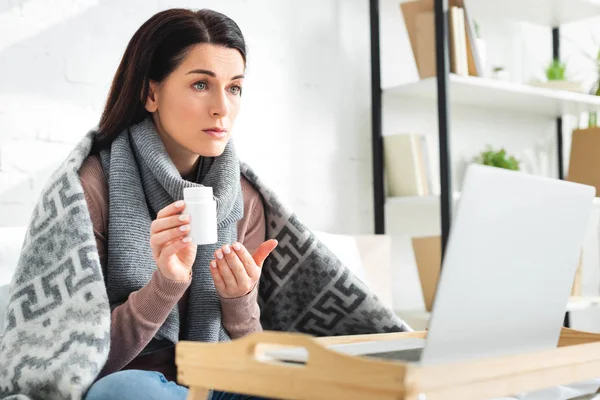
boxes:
[85,370,268,400]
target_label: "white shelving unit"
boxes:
[383,74,600,236]
[383,1,600,233]
[386,74,600,117]
[465,0,600,26]
[388,194,600,207]
[380,2,600,258]
[380,0,600,325]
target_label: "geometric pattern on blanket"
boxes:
[0,136,111,400]
[241,164,409,337]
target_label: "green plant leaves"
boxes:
[474,147,520,171]
[546,58,566,81]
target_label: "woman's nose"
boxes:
[208,91,229,117]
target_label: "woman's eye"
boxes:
[193,81,207,91]
[229,85,242,96]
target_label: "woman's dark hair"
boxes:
[93,8,247,151]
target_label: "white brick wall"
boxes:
[0,0,374,233]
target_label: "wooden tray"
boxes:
[176,328,600,400]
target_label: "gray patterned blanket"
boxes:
[0,130,409,399]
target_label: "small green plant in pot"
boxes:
[546,58,566,81]
[474,146,520,171]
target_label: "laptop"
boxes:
[266,164,596,366]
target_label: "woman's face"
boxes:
[145,43,245,158]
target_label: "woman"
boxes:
[82,8,275,400]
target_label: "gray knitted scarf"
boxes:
[98,117,241,345]
[0,118,410,400]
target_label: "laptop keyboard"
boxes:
[363,347,423,363]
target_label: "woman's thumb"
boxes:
[252,239,278,267]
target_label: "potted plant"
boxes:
[491,66,509,81]
[473,146,520,171]
[572,45,600,95]
[589,111,598,128]
[530,58,584,92]
[546,58,566,81]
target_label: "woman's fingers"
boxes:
[252,239,279,267]
[231,242,261,280]
[228,240,278,276]
[151,213,190,234]
[150,202,191,258]
[210,260,226,293]
[156,200,186,219]
[150,224,191,249]
[159,236,193,261]
[215,248,237,289]
[222,245,252,291]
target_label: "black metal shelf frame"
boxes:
[369,0,565,254]
[368,0,569,326]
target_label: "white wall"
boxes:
[0,0,374,235]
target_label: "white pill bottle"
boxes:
[183,186,218,245]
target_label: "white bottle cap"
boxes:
[183,186,213,202]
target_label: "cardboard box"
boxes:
[411,235,441,312]
[567,127,600,194]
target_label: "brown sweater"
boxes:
[78,154,266,381]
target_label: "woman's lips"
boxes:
[203,129,227,139]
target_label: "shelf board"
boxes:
[567,296,600,311]
[465,0,600,27]
[388,195,600,206]
[386,74,600,117]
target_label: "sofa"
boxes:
[0,226,27,332]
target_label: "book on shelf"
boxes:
[383,133,434,197]
[462,0,484,76]
[449,6,467,76]
[401,0,482,79]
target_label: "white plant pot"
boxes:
[492,69,510,81]
[529,80,585,93]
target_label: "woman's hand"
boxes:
[210,240,278,299]
[150,200,197,282]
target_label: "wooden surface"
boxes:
[187,388,209,400]
[558,327,600,346]
[177,328,600,400]
[177,331,409,400]
[408,328,600,400]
